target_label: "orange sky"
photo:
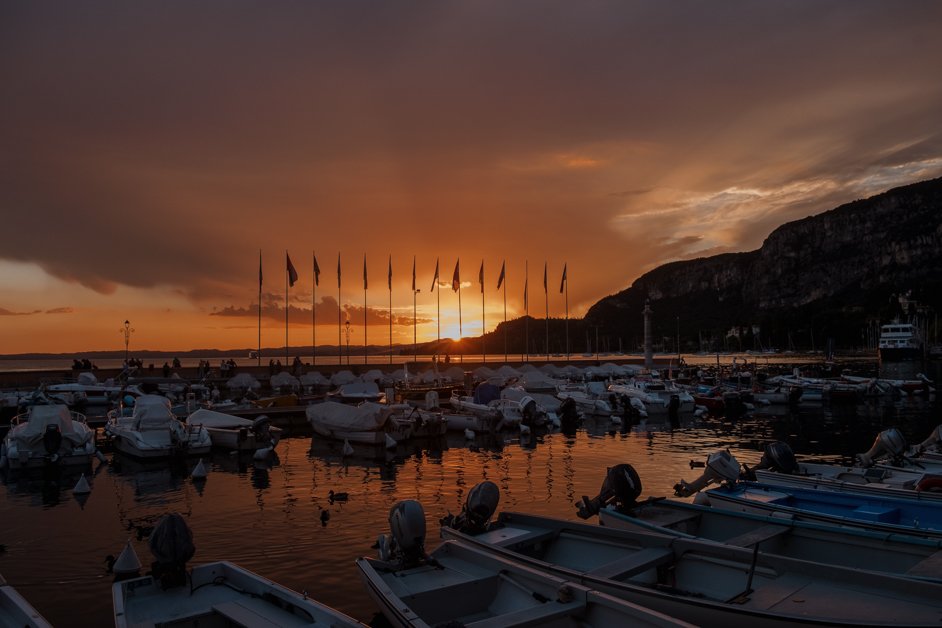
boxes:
[2,2,942,354]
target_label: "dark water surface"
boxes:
[1,371,938,626]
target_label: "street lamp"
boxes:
[344,320,352,366]
[119,320,134,365]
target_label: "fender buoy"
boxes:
[915,476,942,492]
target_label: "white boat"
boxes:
[185,408,282,451]
[113,513,363,628]
[1,404,99,470]
[306,401,413,445]
[0,573,52,627]
[104,395,212,459]
[443,509,942,626]
[608,379,694,417]
[879,320,924,362]
[753,461,942,502]
[555,382,614,416]
[329,380,384,403]
[358,502,691,628]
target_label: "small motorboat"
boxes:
[306,401,413,445]
[441,481,942,627]
[357,500,692,628]
[113,513,363,628]
[185,408,282,452]
[104,395,211,459]
[0,573,52,627]
[1,404,99,470]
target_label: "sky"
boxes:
[2,1,942,354]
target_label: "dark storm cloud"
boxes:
[2,1,941,306]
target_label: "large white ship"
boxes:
[878,321,924,362]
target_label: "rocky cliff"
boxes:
[585,177,942,351]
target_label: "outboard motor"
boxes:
[148,513,196,589]
[916,425,942,455]
[559,397,579,435]
[442,481,500,534]
[252,416,273,444]
[576,463,642,519]
[43,424,63,457]
[857,428,908,467]
[519,396,538,426]
[741,441,797,480]
[674,450,741,497]
[378,500,428,569]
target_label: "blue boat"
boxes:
[706,482,942,539]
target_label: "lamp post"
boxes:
[344,320,351,366]
[120,320,134,365]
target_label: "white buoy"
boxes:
[73,473,91,494]
[385,433,397,449]
[342,439,354,457]
[112,540,142,580]
[191,459,208,479]
[253,446,274,461]
[464,429,475,440]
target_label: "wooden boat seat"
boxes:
[212,598,312,628]
[905,549,942,579]
[723,524,790,548]
[465,599,583,628]
[586,547,674,580]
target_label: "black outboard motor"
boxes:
[576,463,642,519]
[741,441,798,480]
[378,500,429,569]
[148,513,196,589]
[858,428,908,467]
[442,481,500,534]
[43,424,63,457]
[252,416,273,444]
[559,397,579,435]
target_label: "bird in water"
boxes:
[328,490,348,503]
[320,509,330,526]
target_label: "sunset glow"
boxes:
[2,2,941,354]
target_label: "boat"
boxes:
[185,408,282,452]
[753,461,942,502]
[306,401,413,445]
[329,381,384,403]
[357,501,692,628]
[442,508,942,626]
[879,320,924,362]
[1,404,100,470]
[597,497,942,582]
[705,482,942,539]
[113,513,363,628]
[0,573,52,627]
[104,394,212,459]
[608,379,694,417]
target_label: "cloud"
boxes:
[44,307,74,314]
[0,307,42,316]
[210,295,428,326]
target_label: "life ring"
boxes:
[915,476,942,492]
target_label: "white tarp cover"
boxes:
[227,373,261,390]
[330,370,357,386]
[495,365,520,378]
[337,381,380,396]
[77,372,98,386]
[13,405,87,446]
[501,387,561,412]
[540,364,561,376]
[472,366,495,379]
[416,369,440,384]
[270,372,300,388]
[187,408,253,429]
[131,395,177,430]
[306,401,390,431]
[300,372,330,387]
[443,366,465,382]
[518,371,561,390]
[518,364,539,373]
[360,369,385,383]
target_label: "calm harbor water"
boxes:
[0,363,938,626]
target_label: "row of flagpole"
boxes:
[258,253,570,365]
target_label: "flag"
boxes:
[388,255,392,291]
[313,253,321,287]
[287,252,298,287]
[259,251,263,288]
[496,260,505,290]
[337,253,342,288]
[560,263,567,294]
[363,255,368,290]
[412,256,416,291]
[452,259,460,292]
[543,262,547,293]
[478,260,484,293]
[431,258,439,291]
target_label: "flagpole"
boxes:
[312,251,316,366]
[363,254,368,366]
[457,259,463,364]
[502,262,507,364]
[544,261,549,362]
[525,260,529,363]
[285,250,289,366]
[388,255,392,366]
[337,252,342,367]
[564,265,570,359]
[258,250,262,367]
[413,256,417,361]
[480,260,485,364]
